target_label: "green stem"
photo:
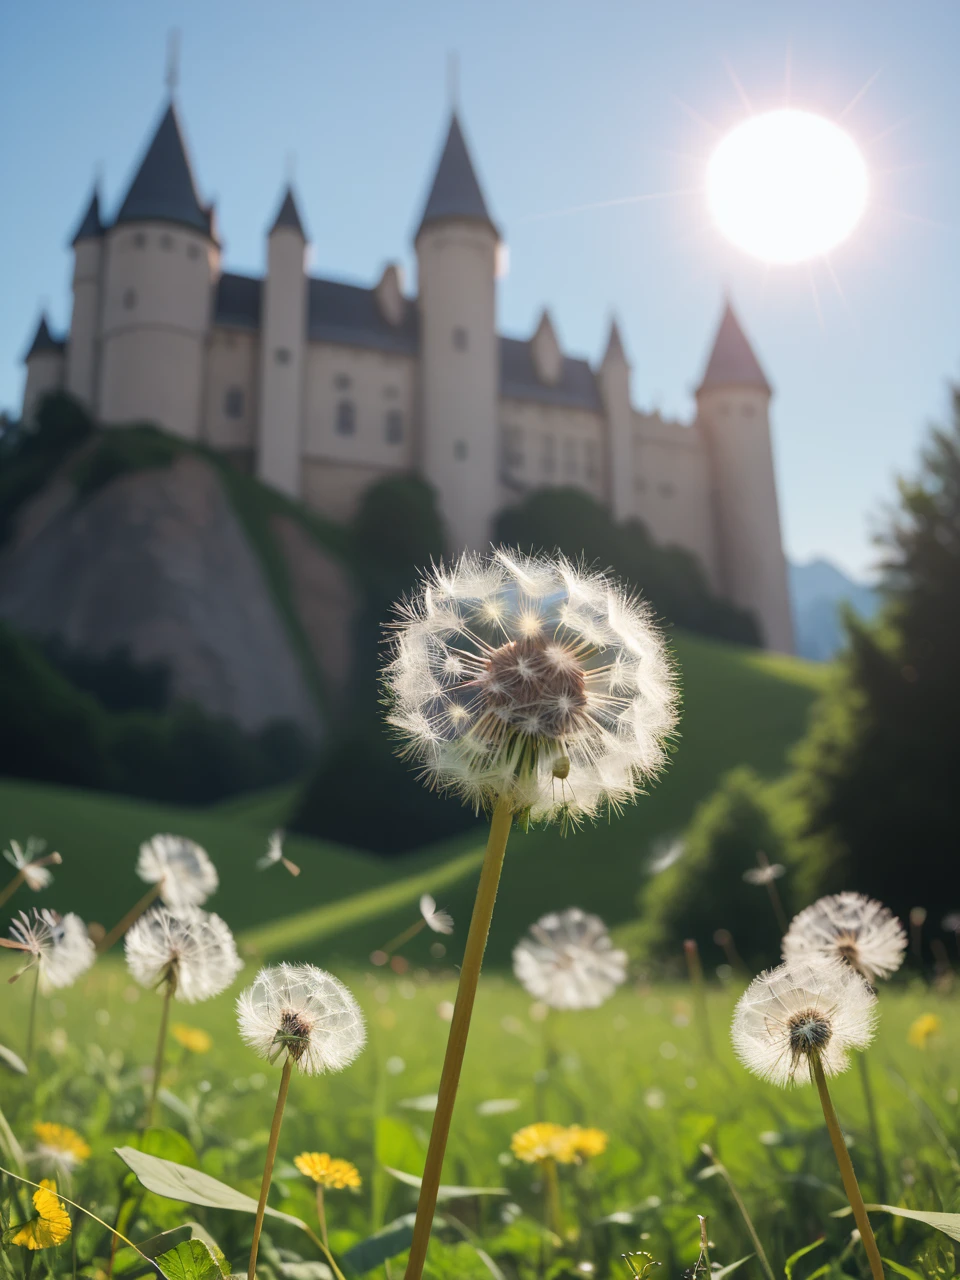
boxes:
[315,1188,348,1280]
[381,919,426,957]
[98,885,160,955]
[857,1051,889,1204]
[248,1056,293,1280]
[811,1055,885,1280]
[144,979,174,1128]
[683,940,714,1059]
[0,870,25,912]
[543,1158,562,1238]
[403,798,513,1280]
[25,966,40,1068]
[701,1146,775,1280]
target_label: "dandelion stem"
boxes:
[856,1051,888,1204]
[144,977,174,1128]
[248,1055,293,1280]
[683,939,714,1059]
[315,1187,348,1280]
[403,797,514,1280]
[98,885,161,955]
[811,1054,885,1280]
[0,870,25,911]
[542,1157,563,1238]
[381,919,426,957]
[25,964,40,1068]
[700,1145,775,1280]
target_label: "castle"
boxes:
[20,94,793,652]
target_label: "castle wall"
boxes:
[204,326,259,456]
[498,398,606,503]
[66,240,102,409]
[22,353,64,420]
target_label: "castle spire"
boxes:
[698,301,770,394]
[270,184,307,239]
[24,313,63,360]
[415,112,497,239]
[115,101,211,236]
[70,185,103,245]
[601,316,629,368]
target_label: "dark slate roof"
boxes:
[115,102,212,236]
[698,302,771,393]
[71,187,103,244]
[24,314,65,360]
[416,113,497,238]
[215,273,263,330]
[500,337,602,411]
[271,186,307,237]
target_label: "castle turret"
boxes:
[696,302,794,652]
[597,319,635,522]
[256,186,308,498]
[22,314,66,419]
[65,186,104,409]
[415,112,499,551]
[97,101,219,439]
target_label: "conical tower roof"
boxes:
[601,317,629,367]
[698,302,770,394]
[416,112,497,239]
[24,313,64,360]
[71,187,103,245]
[270,185,307,237]
[115,101,211,235]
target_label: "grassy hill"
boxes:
[0,632,826,965]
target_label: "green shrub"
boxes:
[0,392,94,544]
[70,423,182,496]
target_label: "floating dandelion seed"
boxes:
[0,838,61,907]
[420,893,454,934]
[513,907,627,1010]
[31,1123,90,1175]
[6,909,95,992]
[742,862,785,886]
[137,834,219,908]
[125,906,242,1003]
[236,963,366,1076]
[257,829,300,877]
[10,1180,71,1250]
[783,893,907,984]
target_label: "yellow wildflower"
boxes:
[510,1122,577,1165]
[171,1024,213,1054]
[566,1125,608,1160]
[908,1013,942,1049]
[294,1152,362,1190]
[32,1123,91,1167]
[11,1180,71,1249]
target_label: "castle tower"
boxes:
[65,186,104,409]
[97,101,219,439]
[22,314,65,419]
[256,187,308,497]
[697,302,794,652]
[596,319,634,522]
[415,113,500,551]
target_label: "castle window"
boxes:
[187,244,201,260]
[275,347,291,365]
[503,425,524,470]
[335,374,352,390]
[133,232,147,248]
[563,437,578,479]
[585,440,599,481]
[542,434,556,478]
[454,440,468,460]
[160,233,174,251]
[336,400,356,435]
[452,326,468,352]
[385,410,403,444]
[122,288,137,311]
[224,387,245,420]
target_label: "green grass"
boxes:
[0,632,826,966]
[1,958,957,1279]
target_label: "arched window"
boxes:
[224,387,245,420]
[336,400,356,436]
[385,410,403,444]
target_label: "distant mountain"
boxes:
[789,558,881,661]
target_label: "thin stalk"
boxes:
[403,797,514,1280]
[765,882,789,936]
[144,979,174,1128]
[248,1056,293,1280]
[700,1145,775,1280]
[542,1157,562,1238]
[0,871,25,911]
[25,965,40,1067]
[315,1187,348,1280]
[811,1054,885,1280]
[857,1052,888,1204]
[697,1215,712,1276]
[683,940,714,1058]
[381,919,426,957]
[98,885,160,955]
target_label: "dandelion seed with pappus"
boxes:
[236,964,366,1280]
[99,833,219,953]
[513,908,627,1010]
[4,908,95,1065]
[0,837,61,909]
[783,892,907,984]
[257,829,300,877]
[385,549,677,1280]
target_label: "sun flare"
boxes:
[707,109,868,264]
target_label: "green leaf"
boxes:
[114,1223,227,1276]
[0,1103,25,1174]
[374,1116,422,1175]
[339,1214,416,1276]
[0,1044,27,1075]
[155,1240,224,1280]
[713,1255,753,1279]
[880,1260,926,1280]
[114,1146,306,1230]
[382,1166,507,1201]
[784,1237,824,1280]
[868,1205,960,1244]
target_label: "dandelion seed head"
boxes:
[236,963,366,1075]
[124,906,242,1003]
[731,956,877,1087]
[783,892,907,983]
[9,909,95,992]
[513,907,627,1010]
[384,549,677,822]
[137,834,218,908]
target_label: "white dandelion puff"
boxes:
[731,956,878,1087]
[420,894,454,935]
[783,893,907,984]
[383,549,678,823]
[256,830,300,877]
[3,838,61,892]
[236,963,366,1076]
[513,907,627,1010]
[137,834,218,908]
[125,906,242,1002]
[7,909,95,991]
[743,862,786,886]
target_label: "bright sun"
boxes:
[707,109,868,264]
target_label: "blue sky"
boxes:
[2,1,959,579]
